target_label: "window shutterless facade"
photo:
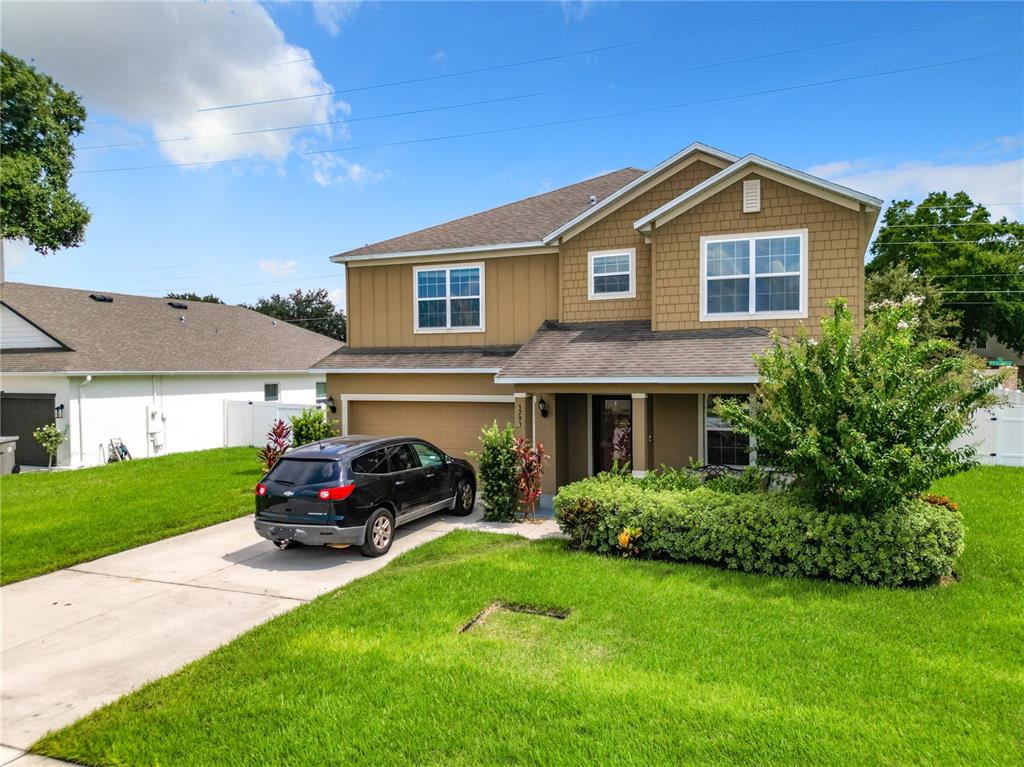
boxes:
[704,393,751,466]
[699,229,808,321]
[263,383,279,402]
[588,248,636,300]
[315,381,327,404]
[413,263,484,333]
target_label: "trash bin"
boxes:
[0,436,19,475]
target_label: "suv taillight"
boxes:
[318,484,355,501]
[256,483,268,497]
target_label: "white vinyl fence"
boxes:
[224,401,312,447]
[953,389,1024,467]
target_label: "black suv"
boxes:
[254,436,476,557]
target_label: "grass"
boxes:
[0,447,261,585]
[32,466,1024,766]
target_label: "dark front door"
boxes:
[592,395,632,473]
[1,392,57,467]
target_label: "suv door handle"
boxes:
[394,480,405,486]
[425,473,436,478]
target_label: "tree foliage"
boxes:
[0,52,91,253]
[470,422,520,522]
[165,292,224,304]
[289,407,337,447]
[243,288,346,342]
[716,298,1000,515]
[866,191,1024,353]
[865,262,958,342]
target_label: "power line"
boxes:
[78,24,939,152]
[77,47,1021,175]
[85,3,839,127]
[907,203,1023,209]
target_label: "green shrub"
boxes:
[715,298,1000,515]
[471,422,519,521]
[634,465,701,492]
[554,474,963,587]
[289,407,337,447]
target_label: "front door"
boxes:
[592,395,632,473]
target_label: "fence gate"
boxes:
[224,401,310,447]
[954,390,1024,467]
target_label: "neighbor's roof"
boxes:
[0,282,342,374]
[495,321,771,383]
[332,168,644,261]
[313,345,519,373]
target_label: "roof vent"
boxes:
[89,294,113,303]
[589,195,597,206]
[742,179,761,213]
[167,301,188,309]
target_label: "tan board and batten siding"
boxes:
[346,252,558,347]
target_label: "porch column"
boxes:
[631,393,650,477]
[513,392,533,440]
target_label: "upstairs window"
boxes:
[588,248,636,300]
[414,263,484,332]
[701,230,807,320]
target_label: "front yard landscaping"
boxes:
[33,465,1024,766]
[0,447,261,584]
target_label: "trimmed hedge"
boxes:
[554,474,964,587]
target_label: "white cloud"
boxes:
[560,0,594,23]
[313,1,359,37]
[258,259,298,278]
[2,1,347,166]
[807,153,1024,222]
[307,154,388,187]
[2,239,35,270]
[328,287,346,310]
[430,50,448,65]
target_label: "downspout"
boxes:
[78,375,92,466]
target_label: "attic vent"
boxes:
[742,179,761,213]
[167,301,188,309]
[89,294,113,303]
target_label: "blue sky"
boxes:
[3,1,1022,308]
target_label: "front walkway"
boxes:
[0,505,560,764]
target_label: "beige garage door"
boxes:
[348,400,514,460]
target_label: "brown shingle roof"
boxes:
[496,321,771,381]
[0,282,342,373]
[335,168,644,258]
[313,345,518,371]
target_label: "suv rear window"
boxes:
[267,458,340,486]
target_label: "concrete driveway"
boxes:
[0,505,560,764]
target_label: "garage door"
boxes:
[348,400,514,460]
[1,392,57,467]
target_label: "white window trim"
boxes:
[413,262,486,334]
[587,248,636,301]
[699,229,808,322]
[263,382,280,402]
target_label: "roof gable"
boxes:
[1,302,67,351]
[635,154,883,233]
[541,142,738,245]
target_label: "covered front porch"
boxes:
[512,385,756,495]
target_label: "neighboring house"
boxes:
[0,283,340,468]
[314,142,882,494]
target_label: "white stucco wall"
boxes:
[1,371,323,468]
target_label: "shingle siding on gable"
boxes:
[652,173,867,334]
[559,160,721,323]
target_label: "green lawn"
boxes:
[0,447,261,585]
[32,466,1024,766]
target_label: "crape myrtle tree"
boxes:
[0,52,91,267]
[866,192,1024,354]
[715,298,1000,515]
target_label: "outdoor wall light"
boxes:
[55,403,65,419]
[326,395,337,413]
[537,398,549,418]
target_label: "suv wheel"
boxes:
[360,508,395,557]
[452,479,475,516]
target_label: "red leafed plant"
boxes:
[258,419,291,473]
[513,436,546,522]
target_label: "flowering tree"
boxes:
[716,297,1001,514]
[512,436,546,521]
[32,422,67,468]
[258,419,291,473]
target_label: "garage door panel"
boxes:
[348,401,514,460]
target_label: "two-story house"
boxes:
[314,143,881,494]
